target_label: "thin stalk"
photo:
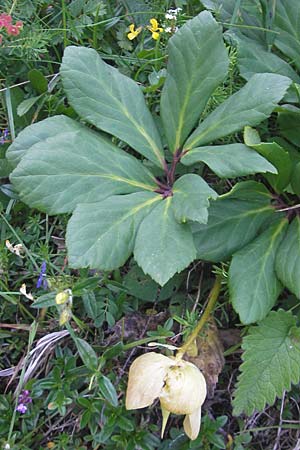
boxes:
[176,275,222,360]
[61,0,68,49]
[9,0,18,15]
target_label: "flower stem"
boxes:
[176,275,222,360]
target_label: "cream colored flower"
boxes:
[20,283,34,301]
[6,239,24,257]
[125,352,206,440]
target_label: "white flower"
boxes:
[20,283,34,301]
[5,239,24,257]
[165,26,172,33]
[126,352,207,440]
[165,13,176,20]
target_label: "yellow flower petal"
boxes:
[55,289,72,305]
[127,24,142,40]
[149,18,158,29]
[151,31,160,40]
[125,352,174,410]
[183,406,202,440]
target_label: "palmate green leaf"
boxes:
[233,35,300,83]
[229,219,288,324]
[160,11,229,152]
[134,197,197,286]
[275,217,300,298]
[184,74,291,150]
[61,46,165,168]
[274,0,300,71]
[192,182,274,262]
[278,111,300,147]
[233,310,300,416]
[181,143,276,178]
[172,174,217,223]
[291,162,300,196]
[9,120,156,214]
[244,126,292,192]
[6,115,81,167]
[67,192,161,270]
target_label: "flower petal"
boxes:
[126,352,174,410]
[183,406,202,440]
[160,360,207,414]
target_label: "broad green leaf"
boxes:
[244,126,292,192]
[181,143,276,178]
[10,123,156,214]
[184,74,291,150]
[98,375,118,407]
[233,310,300,415]
[160,11,229,151]
[274,0,300,71]
[275,217,300,298]
[234,35,300,83]
[278,111,300,147]
[192,184,274,262]
[6,115,79,167]
[172,174,217,223]
[75,337,98,372]
[134,197,197,286]
[61,46,165,168]
[67,192,161,270]
[291,162,300,196]
[229,219,288,324]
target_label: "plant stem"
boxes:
[176,275,222,360]
[61,0,68,49]
[9,0,18,15]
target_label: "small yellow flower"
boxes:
[147,18,163,40]
[126,352,207,440]
[55,289,72,305]
[127,23,142,40]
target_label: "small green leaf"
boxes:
[98,375,118,407]
[181,143,277,178]
[244,126,292,192]
[172,174,217,223]
[233,310,300,415]
[134,197,197,286]
[275,217,300,298]
[75,337,98,372]
[17,95,44,117]
[10,120,156,214]
[229,219,288,324]
[160,10,229,151]
[31,292,56,309]
[184,74,291,150]
[61,46,165,168]
[28,69,48,94]
[192,183,274,262]
[67,192,161,270]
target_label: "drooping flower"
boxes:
[126,352,207,440]
[6,24,20,36]
[147,18,163,40]
[0,13,12,27]
[127,23,142,40]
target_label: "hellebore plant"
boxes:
[6,11,291,287]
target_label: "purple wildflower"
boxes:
[36,261,48,289]
[16,390,32,414]
[16,404,27,414]
[0,128,9,144]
